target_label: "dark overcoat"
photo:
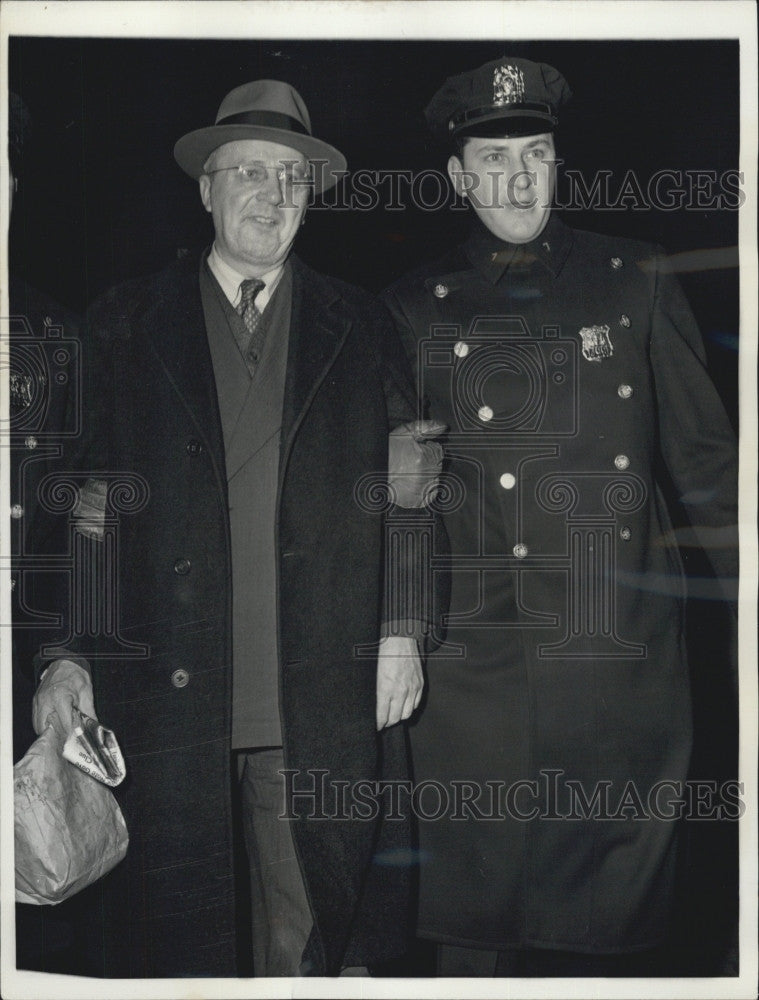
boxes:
[41,252,418,977]
[383,215,738,953]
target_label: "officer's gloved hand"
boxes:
[388,419,446,508]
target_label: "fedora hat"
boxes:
[174,80,346,193]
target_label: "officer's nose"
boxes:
[513,168,534,190]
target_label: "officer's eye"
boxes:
[526,147,547,160]
[483,152,506,163]
[238,164,269,184]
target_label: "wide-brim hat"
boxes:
[174,80,347,193]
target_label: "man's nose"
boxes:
[256,169,285,203]
[514,167,534,189]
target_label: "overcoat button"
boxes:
[186,439,203,456]
[433,283,448,298]
[620,526,632,541]
[611,257,624,269]
[513,543,528,559]
[174,558,191,575]
[614,454,630,470]
[454,341,469,358]
[25,435,38,450]
[478,405,494,422]
[617,384,633,399]
[499,473,516,490]
[619,314,631,328]
[171,669,190,689]
[542,241,551,252]
[10,504,24,520]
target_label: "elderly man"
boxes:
[383,57,738,976]
[31,80,440,978]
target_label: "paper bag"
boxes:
[14,719,129,905]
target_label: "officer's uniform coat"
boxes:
[383,215,738,953]
[43,252,417,977]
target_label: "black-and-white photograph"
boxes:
[1,3,756,998]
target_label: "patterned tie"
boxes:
[236,277,266,374]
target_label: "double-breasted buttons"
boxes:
[173,557,191,575]
[171,669,190,689]
[499,473,516,490]
[478,405,493,422]
[513,543,528,559]
[10,504,24,520]
[617,384,633,399]
[611,257,624,269]
[433,283,448,298]
[542,241,551,252]
[619,314,631,328]
[25,436,38,450]
[454,341,469,358]
[186,439,203,456]
[620,526,632,541]
[614,454,630,471]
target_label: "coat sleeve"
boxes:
[376,290,451,651]
[649,248,739,592]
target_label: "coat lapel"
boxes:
[280,256,352,479]
[135,257,226,468]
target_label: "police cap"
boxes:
[425,56,571,140]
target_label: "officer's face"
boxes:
[449,133,556,244]
[199,139,309,276]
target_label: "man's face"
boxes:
[199,139,310,275]
[448,133,556,244]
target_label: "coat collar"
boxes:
[462,212,574,283]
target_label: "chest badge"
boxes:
[579,325,614,363]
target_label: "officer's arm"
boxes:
[650,249,738,591]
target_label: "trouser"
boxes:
[436,943,669,977]
[238,748,313,976]
[237,747,369,977]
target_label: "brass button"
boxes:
[611,257,623,269]
[614,454,630,471]
[620,526,632,541]
[617,384,633,399]
[453,341,469,358]
[171,669,190,689]
[10,504,24,520]
[478,405,494,423]
[25,435,38,450]
[433,283,448,298]
[173,558,191,575]
[619,314,631,328]
[513,543,528,559]
[499,473,516,490]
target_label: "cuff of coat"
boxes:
[33,649,92,687]
[380,619,428,642]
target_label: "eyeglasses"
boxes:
[205,161,312,189]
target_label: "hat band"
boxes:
[451,101,555,129]
[216,109,310,135]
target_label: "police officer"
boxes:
[383,57,738,976]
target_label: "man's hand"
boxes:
[32,659,97,736]
[388,419,446,508]
[376,635,424,730]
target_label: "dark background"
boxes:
[8,36,741,977]
[9,37,740,426]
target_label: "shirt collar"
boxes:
[463,212,573,284]
[207,243,285,310]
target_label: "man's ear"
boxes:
[199,174,212,213]
[447,155,469,198]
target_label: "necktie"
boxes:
[236,277,265,374]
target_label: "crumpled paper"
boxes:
[14,717,129,905]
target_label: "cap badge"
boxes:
[579,325,613,363]
[10,372,33,414]
[493,64,525,106]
